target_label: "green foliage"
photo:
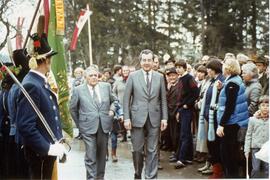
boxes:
[64,0,269,67]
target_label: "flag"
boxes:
[48,0,73,137]
[16,17,24,49]
[69,9,91,51]
[43,0,50,34]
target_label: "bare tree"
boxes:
[0,0,13,51]
[0,0,26,51]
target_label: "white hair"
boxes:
[242,63,259,78]
[237,53,249,64]
[224,53,236,61]
[84,66,99,77]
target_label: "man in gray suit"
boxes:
[123,49,168,179]
[69,66,119,180]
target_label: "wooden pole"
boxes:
[87,4,93,66]
[22,0,42,49]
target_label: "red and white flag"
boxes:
[69,9,91,51]
[16,17,25,49]
[43,0,50,34]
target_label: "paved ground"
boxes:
[58,133,208,180]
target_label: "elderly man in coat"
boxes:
[69,66,120,180]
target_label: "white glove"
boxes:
[48,142,67,159]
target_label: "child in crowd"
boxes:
[244,95,269,178]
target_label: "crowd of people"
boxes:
[0,31,269,180]
[68,50,269,179]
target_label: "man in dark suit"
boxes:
[123,49,168,179]
[165,67,181,161]
[69,66,120,180]
[16,33,66,179]
[255,56,269,95]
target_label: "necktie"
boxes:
[92,87,100,106]
[146,72,150,93]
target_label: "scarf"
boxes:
[198,79,219,141]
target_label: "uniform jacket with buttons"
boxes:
[16,71,63,156]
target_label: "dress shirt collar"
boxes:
[142,69,153,80]
[87,83,101,103]
[181,71,188,78]
[30,69,48,83]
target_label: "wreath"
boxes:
[0,65,22,80]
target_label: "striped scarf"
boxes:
[198,79,219,141]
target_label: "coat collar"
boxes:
[83,82,104,109]
[29,70,47,83]
[28,71,47,84]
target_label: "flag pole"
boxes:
[23,0,42,49]
[87,4,93,66]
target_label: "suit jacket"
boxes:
[16,72,63,156]
[112,78,126,106]
[167,83,180,117]
[123,69,168,128]
[69,82,118,134]
[259,72,269,95]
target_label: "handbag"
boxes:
[112,118,123,133]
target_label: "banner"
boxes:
[69,9,90,51]
[48,0,73,137]
[43,0,50,34]
[55,0,65,35]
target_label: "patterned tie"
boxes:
[92,86,100,107]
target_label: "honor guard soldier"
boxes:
[16,33,67,179]
[7,49,31,178]
[0,62,16,179]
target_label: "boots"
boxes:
[111,149,118,162]
[209,163,223,179]
[198,161,211,172]
[132,152,144,179]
